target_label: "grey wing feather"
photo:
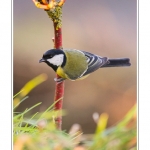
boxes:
[81,51,108,76]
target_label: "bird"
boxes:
[39,49,131,82]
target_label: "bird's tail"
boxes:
[101,58,131,68]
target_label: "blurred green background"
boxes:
[13,0,137,133]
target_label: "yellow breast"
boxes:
[56,67,69,79]
[56,66,90,81]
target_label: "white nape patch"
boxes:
[47,54,64,66]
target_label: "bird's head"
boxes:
[39,49,66,71]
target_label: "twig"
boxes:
[32,0,66,130]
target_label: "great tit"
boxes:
[39,49,131,82]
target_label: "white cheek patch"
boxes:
[47,54,64,66]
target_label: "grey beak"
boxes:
[39,58,45,63]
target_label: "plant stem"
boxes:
[32,0,66,130]
[54,23,62,49]
[53,22,64,130]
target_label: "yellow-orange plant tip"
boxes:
[42,0,48,5]
[101,113,109,118]
[13,98,20,107]
[40,73,48,81]
[58,0,65,6]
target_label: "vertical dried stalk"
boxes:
[32,0,66,130]
[53,22,64,130]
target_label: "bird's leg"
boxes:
[54,77,65,83]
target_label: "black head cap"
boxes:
[43,49,65,59]
[39,49,66,71]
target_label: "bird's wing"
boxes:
[81,51,108,77]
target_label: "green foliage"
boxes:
[13,74,74,150]
[13,103,74,150]
[88,105,136,150]
[13,74,137,150]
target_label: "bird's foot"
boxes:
[54,77,65,83]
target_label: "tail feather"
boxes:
[101,58,131,68]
